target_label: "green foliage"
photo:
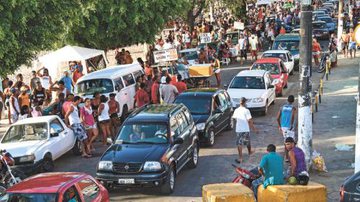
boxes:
[222,0,247,20]
[71,0,187,50]
[0,0,82,78]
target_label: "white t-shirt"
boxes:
[232,106,252,133]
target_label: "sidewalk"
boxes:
[310,54,359,201]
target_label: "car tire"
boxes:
[72,139,82,156]
[226,116,234,131]
[261,101,268,116]
[160,165,175,195]
[187,144,199,169]
[42,156,54,172]
[206,128,215,147]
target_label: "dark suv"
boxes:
[96,104,199,194]
[174,88,233,146]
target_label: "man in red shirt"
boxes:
[151,75,160,104]
[134,83,149,108]
[312,38,321,66]
[174,74,187,94]
[62,93,74,116]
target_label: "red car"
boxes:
[250,58,289,96]
[1,172,110,202]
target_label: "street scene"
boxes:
[0,0,359,202]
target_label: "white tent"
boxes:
[39,45,108,80]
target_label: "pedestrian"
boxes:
[62,93,74,117]
[312,38,321,66]
[124,50,133,64]
[9,88,20,124]
[144,61,153,77]
[160,76,178,104]
[80,98,99,152]
[252,144,284,199]
[72,65,83,83]
[134,83,150,107]
[232,97,258,164]
[174,74,187,94]
[54,93,65,119]
[211,56,222,88]
[60,71,74,93]
[13,74,26,90]
[238,34,247,65]
[32,81,47,106]
[50,80,69,98]
[19,105,30,120]
[65,96,91,158]
[98,95,112,145]
[37,67,53,90]
[108,93,120,135]
[249,34,258,60]
[348,28,356,58]
[285,137,307,179]
[18,86,30,108]
[151,75,160,104]
[30,71,40,91]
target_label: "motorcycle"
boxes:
[232,164,260,188]
[0,150,27,195]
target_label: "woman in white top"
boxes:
[9,88,20,123]
[37,67,53,90]
[98,95,112,146]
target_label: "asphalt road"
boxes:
[53,41,328,202]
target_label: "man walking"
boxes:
[161,77,178,104]
[232,97,258,163]
[252,144,284,199]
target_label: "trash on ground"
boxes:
[332,115,340,119]
[335,144,354,151]
[312,150,328,172]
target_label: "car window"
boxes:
[77,178,100,202]
[114,77,124,91]
[176,112,188,133]
[133,70,143,80]
[229,76,265,89]
[252,63,280,75]
[122,74,135,87]
[170,117,180,137]
[62,185,81,202]
[217,93,227,111]
[50,119,64,134]
[182,108,193,124]
[280,62,286,72]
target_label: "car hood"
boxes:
[192,114,210,124]
[227,89,267,99]
[101,144,170,162]
[0,140,46,158]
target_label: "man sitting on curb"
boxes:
[252,144,284,199]
[285,137,307,179]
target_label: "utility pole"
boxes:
[337,0,344,52]
[355,64,360,173]
[298,1,313,169]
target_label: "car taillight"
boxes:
[340,185,345,202]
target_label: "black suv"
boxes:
[96,104,199,194]
[174,88,233,146]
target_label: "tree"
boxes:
[185,0,207,32]
[70,0,187,51]
[222,0,248,20]
[0,1,83,78]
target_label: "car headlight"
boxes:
[19,154,35,163]
[98,161,113,171]
[143,161,162,171]
[252,98,264,103]
[196,123,206,131]
[293,54,299,59]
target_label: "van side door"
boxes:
[121,74,136,111]
[114,77,125,117]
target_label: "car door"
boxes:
[176,112,193,162]
[212,94,224,134]
[169,116,187,170]
[265,73,276,105]
[114,77,125,117]
[217,92,231,131]
[76,178,104,202]
[48,119,68,159]
[121,73,136,111]
[287,52,294,73]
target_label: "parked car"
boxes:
[0,172,109,202]
[0,116,81,174]
[226,70,276,115]
[75,64,144,120]
[317,16,336,33]
[96,104,199,194]
[312,21,330,39]
[250,58,288,97]
[261,50,295,74]
[272,34,300,71]
[340,171,360,202]
[174,88,233,146]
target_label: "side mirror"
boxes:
[224,84,228,89]
[107,137,114,145]
[50,132,59,138]
[173,137,184,145]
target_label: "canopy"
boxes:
[39,45,108,80]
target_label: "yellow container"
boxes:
[202,183,255,202]
[189,64,213,77]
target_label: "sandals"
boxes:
[235,159,242,164]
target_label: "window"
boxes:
[252,63,280,75]
[122,74,135,87]
[229,77,266,89]
[62,186,81,202]
[50,119,64,134]
[114,78,124,91]
[183,108,193,124]
[218,93,227,110]
[76,79,114,96]
[117,123,168,143]
[133,70,143,81]
[176,113,188,133]
[170,117,180,137]
[77,178,100,202]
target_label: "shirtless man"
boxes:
[108,93,120,135]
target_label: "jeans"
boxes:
[252,177,264,199]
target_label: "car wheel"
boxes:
[261,101,268,116]
[72,139,82,156]
[226,116,234,131]
[42,156,54,172]
[206,128,215,147]
[160,165,175,194]
[187,144,199,169]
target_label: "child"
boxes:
[19,105,30,120]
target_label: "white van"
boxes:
[75,63,143,119]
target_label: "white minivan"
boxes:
[75,63,143,119]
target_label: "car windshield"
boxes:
[252,63,280,74]
[175,96,211,115]
[262,53,287,62]
[76,79,114,96]
[229,76,265,89]
[2,123,48,143]
[182,51,198,61]
[313,22,327,29]
[0,193,57,202]
[273,41,299,51]
[318,18,332,23]
[117,123,168,144]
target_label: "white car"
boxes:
[0,115,81,174]
[262,50,295,75]
[226,70,276,115]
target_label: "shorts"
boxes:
[240,50,247,58]
[84,124,96,130]
[71,123,88,141]
[349,42,356,50]
[99,119,110,124]
[282,127,295,142]
[236,132,250,146]
[251,50,257,57]
[214,69,221,74]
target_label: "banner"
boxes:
[200,33,211,44]
[234,21,245,30]
[256,0,271,5]
[153,49,178,63]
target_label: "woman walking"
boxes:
[80,98,99,152]
[98,95,112,146]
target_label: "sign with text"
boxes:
[234,21,245,30]
[153,49,178,63]
[200,33,211,44]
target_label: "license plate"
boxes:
[118,179,135,184]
